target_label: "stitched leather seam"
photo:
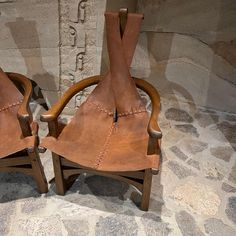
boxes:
[0,100,23,112]
[86,101,113,116]
[94,122,115,169]
[86,101,147,117]
[118,109,147,117]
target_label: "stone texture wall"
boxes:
[131,0,236,113]
[0,0,107,112]
[0,0,60,105]
[58,0,106,113]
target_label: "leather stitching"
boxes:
[94,122,116,169]
[0,100,22,112]
[118,109,147,117]
[86,101,113,116]
[87,100,147,117]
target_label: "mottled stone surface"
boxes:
[95,212,138,236]
[170,146,188,161]
[0,203,15,235]
[225,197,236,224]
[167,161,195,179]
[21,197,47,214]
[210,146,234,162]
[194,113,219,128]
[204,218,236,236]
[222,183,236,193]
[17,216,63,236]
[182,139,208,154]
[228,161,236,184]
[217,122,236,144]
[203,162,224,181]
[165,108,193,123]
[175,211,204,236]
[141,213,171,236]
[63,219,89,236]
[171,181,221,216]
[187,159,200,170]
[226,114,236,122]
[175,124,199,137]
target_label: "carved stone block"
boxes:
[69,0,87,23]
[59,0,106,110]
[68,24,86,48]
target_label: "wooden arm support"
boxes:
[7,72,33,137]
[133,77,162,139]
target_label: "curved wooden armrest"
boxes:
[7,72,33,137]
[40,75,103,122]
[134,77,162,139]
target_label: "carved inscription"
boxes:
[59,0,88,108]
[69,0,87,23]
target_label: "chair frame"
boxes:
[41,75,162,210]
[0,72,48,194]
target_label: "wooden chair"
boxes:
[40,9,162,211]
[0,69,48,194]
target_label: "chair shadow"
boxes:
[47,167,164,215]
[45,148,164,215]
[5,16,58,109]
[0,173,42,203]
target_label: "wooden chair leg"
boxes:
[140,169,153,211]
[28,149,48,193]
[52,153,66,195]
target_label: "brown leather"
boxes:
[0,68,35,158]
[41,12,161,172]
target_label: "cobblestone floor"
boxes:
[0,95,236,236]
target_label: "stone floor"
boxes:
[0,94,236,236]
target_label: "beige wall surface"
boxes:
[0,0,60,106]
[130,0,236,113]
[0,0,60,89]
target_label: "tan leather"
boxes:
[0,68,35,158]
[41,12,161,172]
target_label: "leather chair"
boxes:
[40,9,162,211]
[0,69,48,194]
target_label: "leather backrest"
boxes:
[86,12,145,117]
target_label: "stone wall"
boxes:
[0,0,106,112]
[131,0,236,113]
[58,0,106,113]
[0,0,60,105]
